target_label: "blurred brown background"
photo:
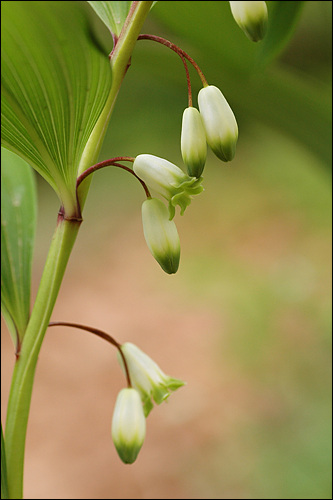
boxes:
[2,2,332,498]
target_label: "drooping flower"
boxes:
[181,106,207,178]
[229,1,268,42]
[119,342,185,417]
[198,85,238,162]
[141,198,180,274]
[111,388,146,464]
[133,154,203,219]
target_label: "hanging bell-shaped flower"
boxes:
[141,198,180,274]
[111,388,146,464]
[119,342,185,417]
[229,1,268,42]
[198,85,238,162]
[181,106,207,178]
[133,154,204,220]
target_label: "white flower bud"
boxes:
[229,1,268,42]
[142,198,180,274]
[198,85,238,162]
[181,107,207,178]
[111,388,146,464]
[133,154,203,219]
[119,342,185,417]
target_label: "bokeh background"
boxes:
[1,1,332,498]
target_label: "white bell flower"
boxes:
[111,388,146,464]
[133,154,203,219]
[198,85,238,162]
[142,198,180,274]
[229,1,268,42]
[181,106,207,178]
[119,342,185,417]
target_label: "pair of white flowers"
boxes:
[111,342,184,464]
[181,84,238,178]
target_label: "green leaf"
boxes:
[88,1,133,37]
[1,148,37,351]
[257,1,306,67]
[1,424,9,500]
[1,1,112,216]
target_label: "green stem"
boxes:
[1,423,9,500]
[5,217,81,499]
[77,1,154,205]
[4,2,153,498]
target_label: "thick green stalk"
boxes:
[5,218,81,499]
[77,1,154,203]
[4,2,153,498]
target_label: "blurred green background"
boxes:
[2,1,331,498]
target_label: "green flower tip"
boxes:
[119,342,186,417]
[198,85,238,162]
[111,388,146,464]
[133,154,204,219]
[229,1,268,42]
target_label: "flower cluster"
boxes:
[133,89,240,275]
[132,15,271,273]
[112,342,185,464]
[134,79,239,274]
[110,8,268,460]
[55,2,270,470]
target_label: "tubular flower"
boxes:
[198,85,238,162]
[229,1,268,42]
[111,388,146,464]
[119,342,185,417]
[181,106,207,178]
[133,154,204,220]
[142,198,180,274]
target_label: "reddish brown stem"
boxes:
[138,34,208,88]
[179,52,192,107]
[48,321,132,388]
[76,157,151,198]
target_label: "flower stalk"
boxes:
[76,157,151,199]
[4,3,153,497]
[5,217,81,499]
[138,34,208,88]
[48,322,132,388]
